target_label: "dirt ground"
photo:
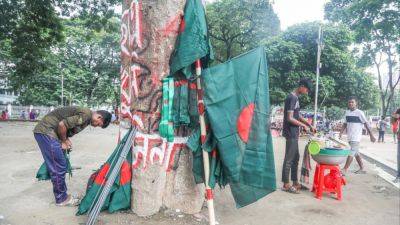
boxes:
[0,121,399,225]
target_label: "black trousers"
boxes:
[282,138,299,183]
[378,131,385,142]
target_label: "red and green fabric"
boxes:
[169,0,213,128]
[76,130,132,215]
[172,77,199,128]
[169,0,213,78]
[187,126,227,189]
[159,78,175,142]
[36,151,72,180]
[201,47,276,208]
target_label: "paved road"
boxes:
[0,122,399,225]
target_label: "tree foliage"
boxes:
[0,0,120,106]
[206,0,280,62]
[1,0,382,112]
[265,22,378,109]
[17,18,120,106]
[325,106,345,121]
[325,0,400,116]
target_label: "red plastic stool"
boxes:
[312,164,346,200]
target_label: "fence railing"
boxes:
[0,104,115,121]
[0,104,54,120]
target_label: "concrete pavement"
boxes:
[0,122,399,225]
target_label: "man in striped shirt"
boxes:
[340,96,376,174]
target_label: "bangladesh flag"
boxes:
[76,130,133,215]
[169,0,213,77]
[169,0,213,128]
[188,126,227,189]
[201,47,276,207]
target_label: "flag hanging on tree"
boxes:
[159,77,175,142]
[200,47,276,207]
[169,0,213,77]
[76,130,133,215]
[168,0,213,128]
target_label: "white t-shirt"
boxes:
[344,109,368,142]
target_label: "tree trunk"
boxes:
[86,76,100,105]
[374,46,400,117]
[120,0,204,217]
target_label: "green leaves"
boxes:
[206,0,280,62]
[0,0,120,106]
[265,22,378,109]
[325,106,345,121]
[325,0,399,116]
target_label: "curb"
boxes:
[360,151,397,177]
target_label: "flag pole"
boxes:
[313,25,323,127]
[195,59,216,225]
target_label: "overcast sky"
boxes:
[205,0,327,30]
[271,0,327,30]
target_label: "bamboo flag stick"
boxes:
[195,59,216,225]
[86,127,137,225]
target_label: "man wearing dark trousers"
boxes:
[281,78,316,194]
[33,106,111,206]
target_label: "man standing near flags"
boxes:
[282,78,315,194]
[33,106,111,206]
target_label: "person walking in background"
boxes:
[392,118,398,144]
[1,110,8,120]
[391,108,400,182]
[35,109,41,119]
[111,111,116,123]
[377,116,389,143]
[340,96,376,174]
[29,110,36,120]
[20,110,27,120]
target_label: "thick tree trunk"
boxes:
[120,0,204,217]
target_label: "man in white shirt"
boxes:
[340,96,376,174]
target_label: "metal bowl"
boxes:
[311,149,351,165]
[311,154,348,165]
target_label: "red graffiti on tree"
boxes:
[132,131,187,171]
[120,0,184,133]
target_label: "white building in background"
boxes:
[0,57,18,104]
[0,77,18,104]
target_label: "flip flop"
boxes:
[299,184,309,191]
[281,186,300,194]
[293,184,308,191]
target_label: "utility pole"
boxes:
[60,62,64,107]
[61,73,64,106]
[69,92,72,106]
[313,25,323,127]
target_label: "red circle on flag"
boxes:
[237,103,255,143]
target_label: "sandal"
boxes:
[281,186,300,194]
[293,184,308,191]
[56,194,81,207]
